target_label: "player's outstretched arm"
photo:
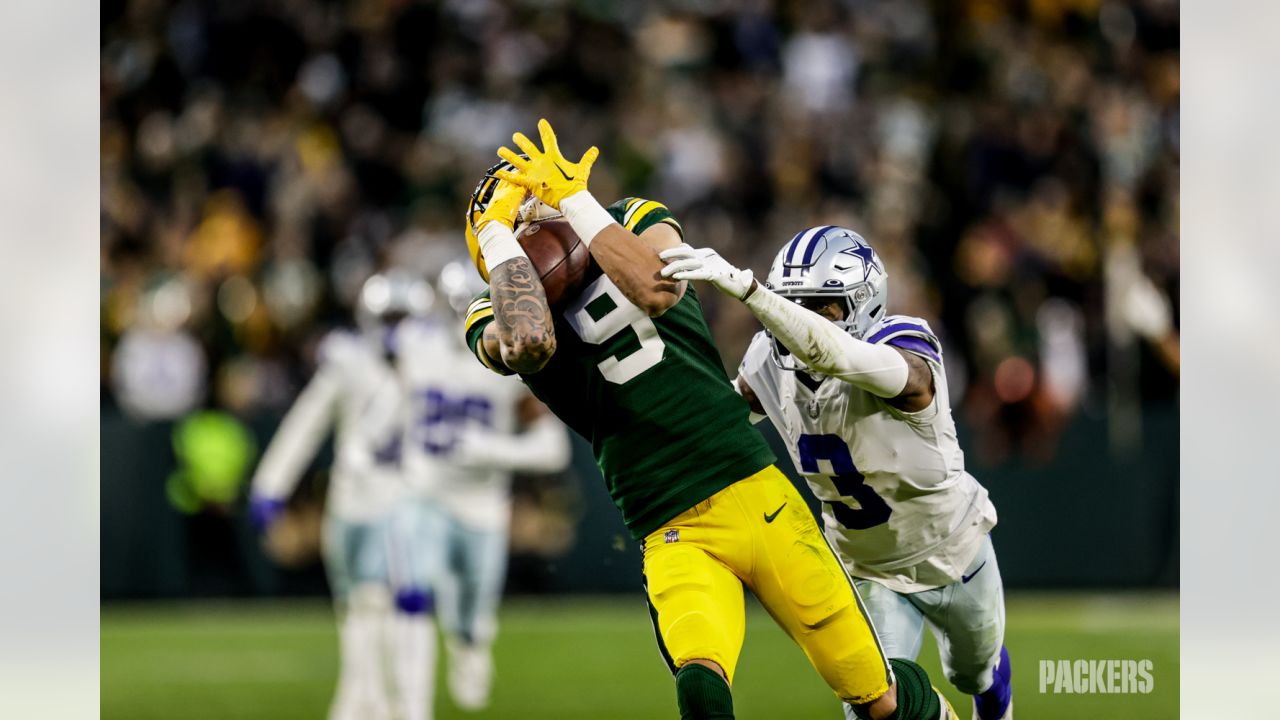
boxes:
[488,255,556,373]
[250,367,340,528]
[449,394,571,473]
[662,245,935,409]
[583,220,685,317]
[741,284,909,398]
[496,119,684,317]
[472,175,557,373]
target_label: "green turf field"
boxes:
[102,593,1177,719]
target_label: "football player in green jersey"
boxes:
[460,119,955,720]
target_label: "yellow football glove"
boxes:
[477,176,525,231]
[464,174,527,281]
[495,118,599,210]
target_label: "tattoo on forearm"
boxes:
[490,257,555,368]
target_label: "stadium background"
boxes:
[100,0,1179,717]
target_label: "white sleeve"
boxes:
[452,414,572,474]
[251,368,340,500]
[743,286,908,398]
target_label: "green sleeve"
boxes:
[608,197,684,238]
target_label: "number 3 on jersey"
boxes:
[797,434,892,530]
[565,274,665,384]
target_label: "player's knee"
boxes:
[394,586,434,615]
[653,593,731,674]
[948,665,994,695]
[665,609,728,666]
[946,645,1001,694]
[782,542,853,629]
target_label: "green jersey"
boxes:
[465,197,775,539]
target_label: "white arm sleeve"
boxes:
[455,414,572,473]
[251,369,340,500]
[743,286,909,398]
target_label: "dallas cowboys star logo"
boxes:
[840,240,883,281]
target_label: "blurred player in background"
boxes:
[249,270,430,720]
[391,259,571,714]
[662,229,1011,720]
[463,119,956,720]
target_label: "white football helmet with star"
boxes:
[765,225,888,346]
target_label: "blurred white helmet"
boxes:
[765,226,889,368]
[436,258,489,317]
[357,269,433,335]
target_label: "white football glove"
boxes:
[659,245,756,300]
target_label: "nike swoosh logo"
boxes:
[961,561,987,584]
[554,162,575,181]
[764,503,787,523]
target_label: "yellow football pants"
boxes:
[642,464,892,705]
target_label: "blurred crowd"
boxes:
[102,0,1179,463]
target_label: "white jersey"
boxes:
[738,315,997,593]
[395,317,528,531]
[252,330,406,522]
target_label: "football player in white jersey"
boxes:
[661,228,1013,720]
[390,258,571,713]
[250,270,432,720]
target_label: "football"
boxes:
[516,218,591,308]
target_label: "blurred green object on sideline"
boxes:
[102,593,1178,720]
[166,410,257,513]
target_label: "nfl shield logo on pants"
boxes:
[664,529,680,544]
